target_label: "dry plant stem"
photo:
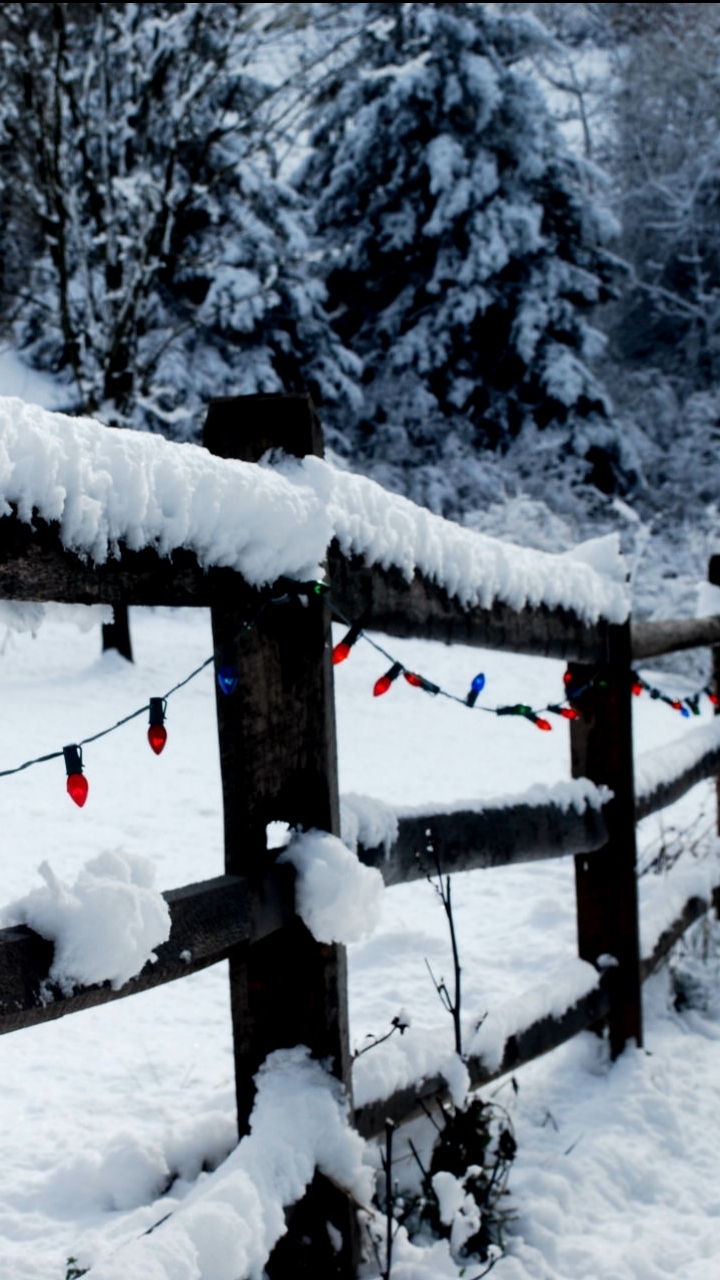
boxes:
[383,1119,396,1280]
[426,849,463,1056]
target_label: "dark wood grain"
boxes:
[0,507,258,608]
[327,545,608,662]
[569,622,643,1056]
[357,800,608,884]
[631,616,720,660]
[0,871,294,1035]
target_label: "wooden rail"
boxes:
[0,870,295,1035]
[358,798,608,882]
[631,616,720,660]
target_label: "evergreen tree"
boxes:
[0,2,360,439]
[300,2,619,513]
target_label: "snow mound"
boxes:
[1,851,170,992]
[279,829,384,944]
[0,396,629,624]
[88,1047,373,1280]
[340,793,399,854]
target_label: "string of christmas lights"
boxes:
[630,670,719,717]
[0,576,717,807]
[329,604,588,732]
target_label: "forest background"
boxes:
[0,0,716,637]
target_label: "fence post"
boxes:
[568,619,642,1057]
[203,393,358,1277]
[709,557,720,838]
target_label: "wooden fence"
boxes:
[0,392,718,1277]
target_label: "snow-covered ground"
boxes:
[0,605,718,1278]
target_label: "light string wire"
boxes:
[0,581,715,782]
[327,598,594,722]
[0,594,275,779]
[328,599,719,721]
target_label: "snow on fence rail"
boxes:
[0,392,718,1275]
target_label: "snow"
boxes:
[278,829,384,944]
[0,395,630,623]
[341,792,399,854]
[85,1048,372,1280]
[635,717,720,800]
[0,605,717,1276]
[2,852,170,993]
[393,776,612,820]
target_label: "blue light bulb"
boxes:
[217,666,239,696]
[471,673,486,694]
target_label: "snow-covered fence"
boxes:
[0,392,718,1273]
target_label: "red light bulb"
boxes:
[534,717,552,732]
[632,682,643,696]
[67,772,88,807]
[404,672,423,687]
[563,671,573,686]
[148,724,167,755]
[333,641,351,665]
[63,745,87,808]
[147,698,168,755]
[373,661,403,697]
[560,707,579,720]
[710,692,720,706]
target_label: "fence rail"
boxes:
[0,391,718,1276]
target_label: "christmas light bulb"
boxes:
[332,621,363,666]
[147,697,167,755]
[555,706,579,720]
[217,665,239,696]
[632,682,643,696]
[534,717,552,732]
[403,672,441,695]
[466,672,486,707]
[148,724,167,754]
[67,773,88,806]
[63,744,88,808]
[373,662,403,697]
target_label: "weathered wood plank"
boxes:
[354,975,613,1139]
[570,623,643,1056]
[327,545,609,662]
[631,616,720,660]
[639,895,710,982]
[0,507,255,608]
[0,871,294,1036]
[635,745,720,822]
[357,801,608,884]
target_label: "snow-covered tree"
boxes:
[599,3,720,392]
[300,2,620,513]
[0,2,360,438]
